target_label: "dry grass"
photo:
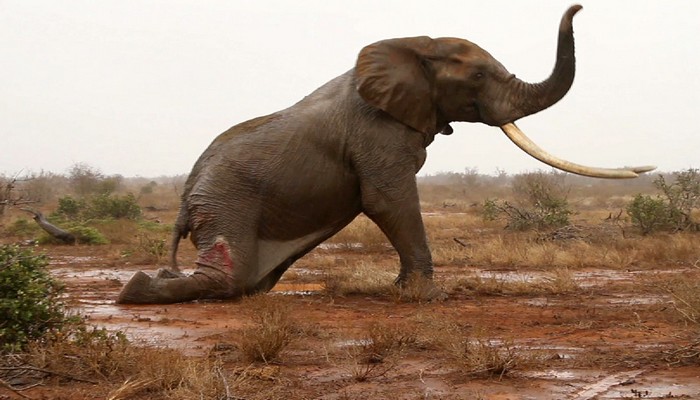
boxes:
[323,261,396,297]
[403,315,534,379]
[343,322,416,382]
[13,326,258,399]
[448,267,580,297]
[667,276,700,327]
[237,294,298,363]
[324,216,388,249]
[451,337,524,379]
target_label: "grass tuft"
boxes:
[238,294,298,363]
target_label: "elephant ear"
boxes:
[355,36,437,134]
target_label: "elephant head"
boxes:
[355,5,654,178]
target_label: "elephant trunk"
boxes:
[505,5,581,122]
[495,5,656,179]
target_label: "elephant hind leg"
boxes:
[116,271,206,304]
[117,237,244,304]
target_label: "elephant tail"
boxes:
[169,205,190,268]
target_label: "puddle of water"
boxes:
[336,339,373,348]
[318,243,363,250]
[287,267,323,276]
[50,255,99,265]
[524,369,580,380]
[605,294,670,306]
[421,212,468,217]
[475,270,545,283]
[51,267,133,281]
[519,344,583,360]
[271,282,323,295]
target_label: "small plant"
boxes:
[238,295,297,363]
[137,232,168,263]
[0,245,74,352]
[346,322,415,382]
[540,268,580,295]
[452,337,522,379]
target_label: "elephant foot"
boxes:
[117,270,210,304]
[156,267,185,279]
[117,271,156,304]
[394,274,447,302]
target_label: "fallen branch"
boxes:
[20,208,76,244]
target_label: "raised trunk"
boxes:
[507,5,581,122]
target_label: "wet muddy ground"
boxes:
[29,240,700,400]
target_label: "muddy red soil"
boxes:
[6,241,700,399]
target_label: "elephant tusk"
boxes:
[500,122,656,179]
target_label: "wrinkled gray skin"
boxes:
[118,6,582,304]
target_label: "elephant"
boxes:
[117,5,653,304]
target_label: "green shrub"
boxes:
[53,193,142,222]
[86,193,141,220]
[627,169,700,234]
[653,169,700,231]
[626,194,676,235]
[55,195,86,221]
[482,173,572,231]
[0,245,73,352]
[5,218,40,238]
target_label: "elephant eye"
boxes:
[474,72,484,80]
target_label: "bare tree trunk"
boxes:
[22,208,76,244]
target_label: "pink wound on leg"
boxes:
[197,237,235,273]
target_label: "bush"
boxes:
[626,194,676,235]
[483,172,572,231]
[87,193,141,220]
[55,195,86,220]
[53,193,142,222]
[0,245,73,352]
[627,169,700,234]
[654,169,700,231]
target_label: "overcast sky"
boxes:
[2,1,697,178]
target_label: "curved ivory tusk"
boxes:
[500,123,656,179]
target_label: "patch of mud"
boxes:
[599,368,700,399]
[38,245,700,399]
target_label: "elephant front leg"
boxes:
[360,179,437,290]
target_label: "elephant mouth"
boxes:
[500,123,656,179]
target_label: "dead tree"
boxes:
[0,174,37,217]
